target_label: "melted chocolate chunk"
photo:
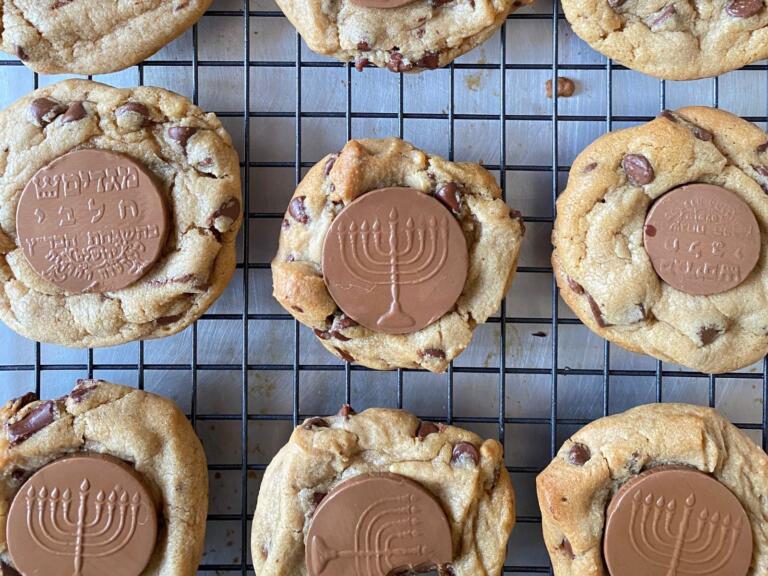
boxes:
[7,401,55,446]
[435,183,461,214]
[566,443,591,466]
[416,421,440,440]
[622,154,654,186]
[303,417,329,430]
[289,196,310,224]
[451,442,479,466]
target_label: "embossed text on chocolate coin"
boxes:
[603,467,752,576]
[305,473,453,576]
[322,187,468,334]
[16,149,168,293]
[643,183,761,295]
[6,454,158,576]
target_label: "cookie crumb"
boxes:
[546,77,576,99]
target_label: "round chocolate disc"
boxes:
[16,149,168,293]
[603,467,752,576]
[322,187,468,335]
[643,183,761,296]
[7,454,158,576]
[306,473,453,576]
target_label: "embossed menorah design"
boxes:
[628,490,744,575]
[312,494,428,576]
[337,208,449,330]
[24,479,146,576]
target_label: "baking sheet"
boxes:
[0,1,766,573]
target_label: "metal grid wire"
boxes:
[0,1,767,574]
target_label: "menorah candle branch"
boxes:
[627,490,744,576]
[337,208,449,331]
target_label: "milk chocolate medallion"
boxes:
[252,407,516,576]
[536,404,767,576]
[272,138,525,372]
[553,107,768,373]
[0,79,241,348]
[322,187,468,335]
[1,0,214,74]
[274,0,531,72]
[7,455,158,576]
[603,467,752,576]
[0,379,208,575]
[306,473,453,575]
[17,149,169,294]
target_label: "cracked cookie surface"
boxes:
[0,79,242,348]
[553,107,768,373]
[536,403,768,575]
[1,0,213,74]
[272,137,525,372]
[251,406,515,576]
[0,379,208,576]
[563,0,768,80]
[275,0,531,72]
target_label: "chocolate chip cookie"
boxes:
[272,138,525,372]
[536,403,768,575]
[0,79,242,348]
[251,406,515,576]
[2,0,213,75]
[562,0,768,80]
[275,0,531,72]
[553,106,768,373]
[0,379,208,576]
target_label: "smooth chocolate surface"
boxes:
[6,453,158,576]
[322,187,468,335]
[305,473,453,575]
[603,467,752,576]
[643,183,760,296]
[16,149,168,293]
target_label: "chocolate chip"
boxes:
[435,183,461,214]
[451,442,479,466]
[421,348,446,359]
[69,384,97,404]
[387,51,413,73]
[692,125,713,142]
[60,101,87,124]
[582,162,598,173]
[558,538,575,559]
[415,52,440,69]
[312,492,327,508]
[324,154,338,176]
[333,314,358,331]
[566,443,591,466]
[698,325,723,346]
[754,164,768,178]
[313,328,350,342]
[586,293,609,328]
[727,0,764,17]
[546,77,576,99]
[303,417,329,430]
[211,198,241,223]
[116,101,150,127]
[622,154,654,186]
[645,224,657,237]
[289,196,310,224]
[357,41,370,51]
[0,561,21,576]
[168,126,198,149]
[156,314,183,326]
[11,392,37,410]
[355,57,370,72]
[14,45,28,61]
[416,421,439,440]
[7,401,55,446]
[758,141,768,153]
[607,0,626,7]
[335,347,355,363]
[566,277,585,295]
[659,109,677,122]
[337,404,356,419]
[29,98,66,126]
[650,4,677,25]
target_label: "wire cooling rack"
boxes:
[1,0,768,574]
